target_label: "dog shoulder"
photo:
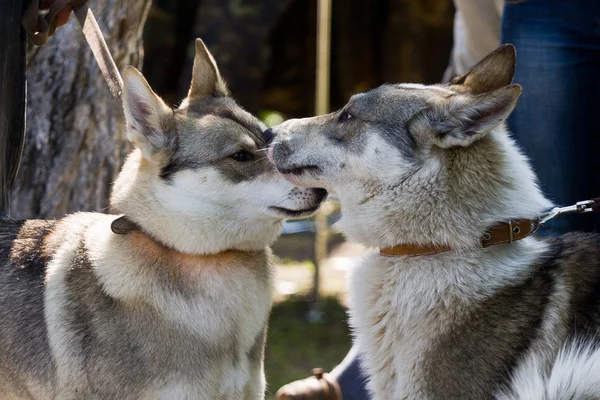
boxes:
[1,219,58,276]
[1,213,100,296]
[546,233,600,340]
[0,214,100,397]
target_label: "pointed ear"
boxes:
[122,66,175,160]
[187,38,228,99]
[408,84,522,149]
[448,44,516,95]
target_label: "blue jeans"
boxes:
[331,345,370,400]
[502,0,600,234]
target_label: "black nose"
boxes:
[263,128,275,144]
[313,188,328,202]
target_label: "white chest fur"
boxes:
[348,240,548,399]
[44,214,272,399]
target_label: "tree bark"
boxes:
[0,0,27,215]
[9,0,151,219]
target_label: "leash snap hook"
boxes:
[575,199,597,213]
[537,199,598,225]
[538,207,561,225]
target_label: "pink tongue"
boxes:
[267,145,274,163]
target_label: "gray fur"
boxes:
[0,38,324,399]
[421,233,600,399]
[161,96,270,184]
[339,85,423,159]
[247,326,268,366]
[0,221,56,398]
[0,217,273,398]
[269,44,600,399]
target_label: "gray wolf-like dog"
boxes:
[269,45,600,399]
[0,39,326,399]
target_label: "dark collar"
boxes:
[110,215,179,251]
[111,215,142,235]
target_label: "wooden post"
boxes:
[308,0,332,322]
[0,0,27,216]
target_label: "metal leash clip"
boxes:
[537,199,599,225]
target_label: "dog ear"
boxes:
[448,44,516,95]
[408,84,521,149]
[122,66,175,160]
[187,39,228,99]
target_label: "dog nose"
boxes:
[263,128,275,144]
[313,188,328,202]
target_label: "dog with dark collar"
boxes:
[0,39,326,399]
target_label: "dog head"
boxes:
[111,39,326,254]
[270,45,551,248]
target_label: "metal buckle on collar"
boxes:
[537,199,598,225]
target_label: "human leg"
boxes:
[502,0,600,233]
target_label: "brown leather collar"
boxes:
[380,218,540,257]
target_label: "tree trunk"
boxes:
[9,0,151,219]
[0,0,27,215]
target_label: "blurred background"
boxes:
[11,0,455,395]
[142,0,453,118]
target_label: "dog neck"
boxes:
[337,128,552,251]
[109,215,263,257]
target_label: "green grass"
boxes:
[274,257,315,269]
[264,296,352,398]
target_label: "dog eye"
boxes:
[230,150,254,162]
[338,111,353,122]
